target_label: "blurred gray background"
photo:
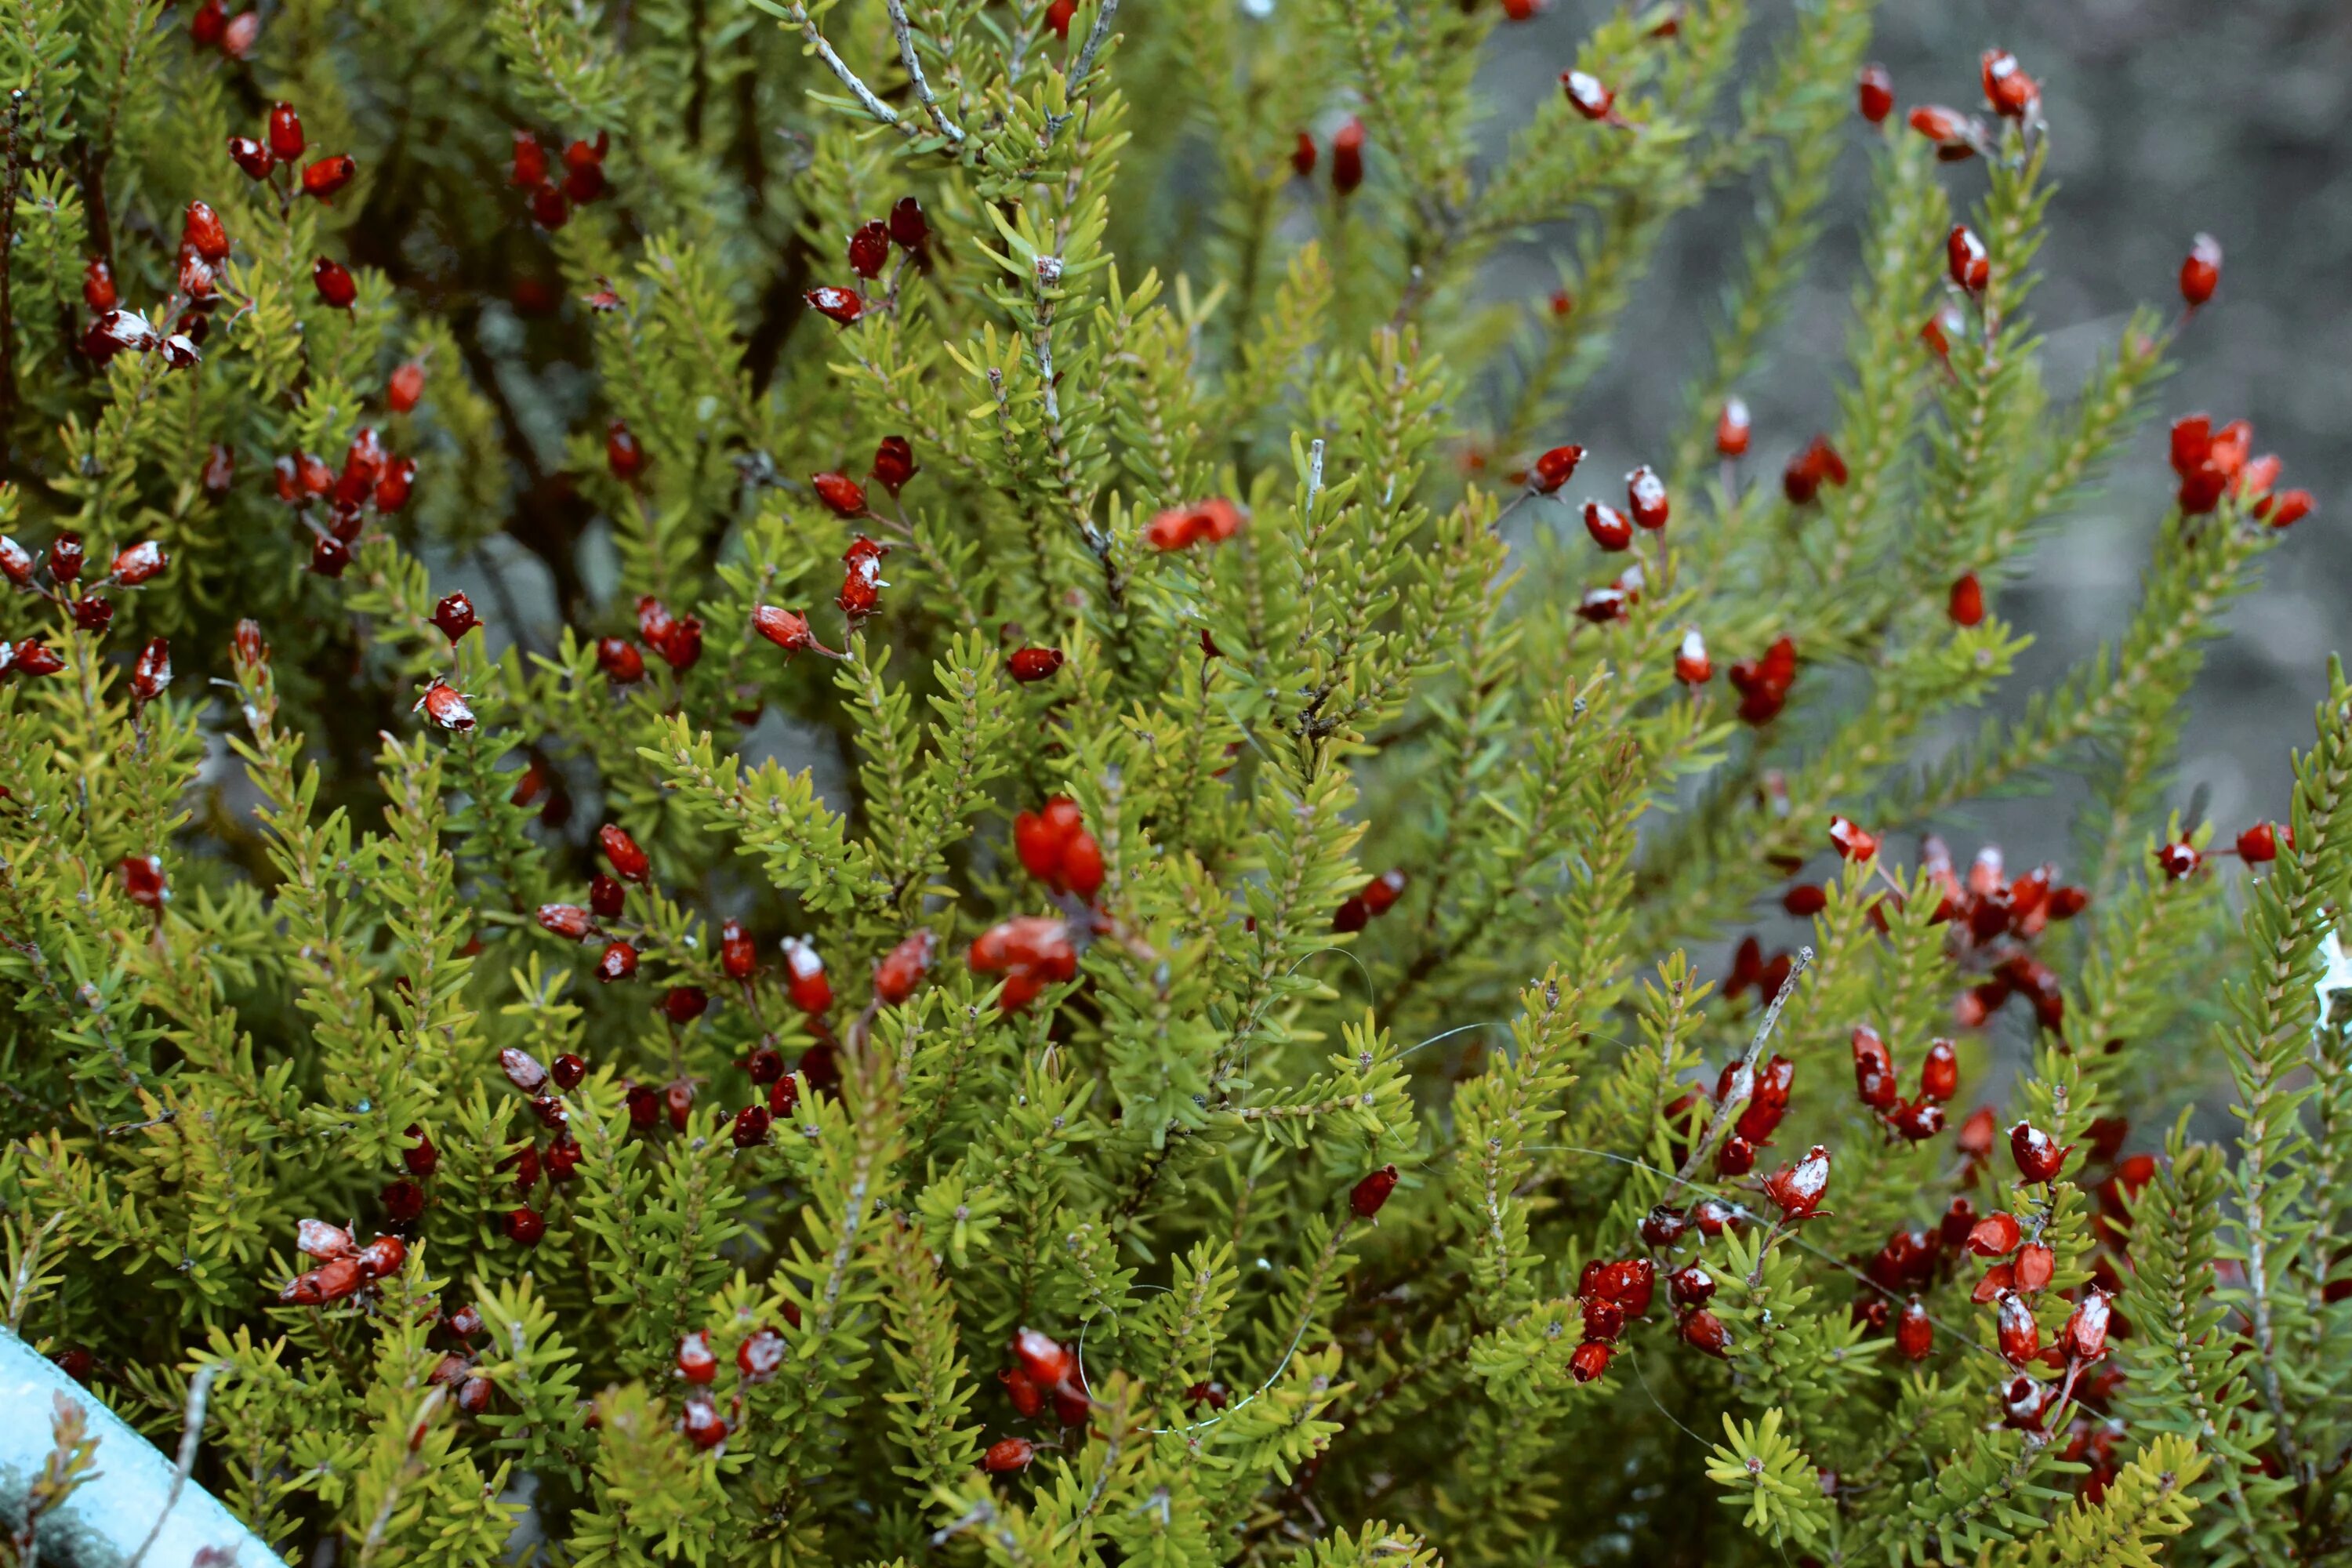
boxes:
[1483,0,2351,866]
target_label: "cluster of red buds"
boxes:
[1,528,171,688]
[274,425,419,578]
[669,1316,793,1450]
[488,1045,593,1241]
[1851,1024,1958,1144]
[226,101,357,209]
[1726,636,1798,724]
[1145,497,1246,553]
[187,0,260,59]
[968,916,1080,1013]
[1917,840,2086,1032]
[804,198,929,325]
[874,929,938,1007]
[79,198,249,370]
[1698,1053,1795,1178]
[426,1302,500,1414]
[588,592,702,686]
[533,823,674,985]
[1290,118,1368,196]
[276,1219,407,1305]
[512,129,609,230]
[1566,1255,1657,1382]
[1014,797,1107,901]
[837,535,890,622]
[2169,414,2312,526]
[1780,435,1848,506]
[1722,935,1796,1006]
[1332,869,1406,933]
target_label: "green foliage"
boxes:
[0,0,2341,1563]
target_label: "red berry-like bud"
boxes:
[1576,498,1630,551]
[1896,1297,1932,1359]
[806,285,864,324]
[387,361,426,416]
[312,256,357,308]
[681,1392,728,1448]
[528,181,569,230]
[599,823,651,884]
[537,902,594,941]
[661,986,707,1026]
[720,918,755,980]
[1714,397,1751,458]
[298,1218,354,1260]
[1625,465,1668,531]
[778,935,833,1014]
[1568,1338,1613,1382]
[2175,232,2222,309]
[2261,488,2314,528]
[83,259,119,313]
[508,129,548,187]
[1947,225,1989,294]
[227,136,274,178]
[605,419,645,481]
[870,434,917,494]
[626,1083,661,1130]
[2009,1120,2068,1184]
[1947,571,1986,627]
[130,638,172,705]
[1979,50,2037,118]
[731,1105,770,1148]
[586,874,624,920]
[811,470,868,517]
[301,154,357,201]
[500,1047,549,1094]
[2014,1240,2054,1293]
[1828,815,1878,861]
[413,680,474,731]
[1886,1099,1945,1141]
[1349,1164,1399,1218]
[1857,64,1893,124]
[189,0,226,46]
[1639,1205,1688,1248]
[1007,645,1065,683]
[984,1436,1035,1474]
[1919,1038,1958,1103]
[1679,1308,1730,1357]
[1760,1145,1831,1220]
[1908,104,1970,147]
[1668,1263,1715,1308]
[47,532,85,583]
[266,101,306,160]
[1290,130,1316,177]
[1561,69,1614,121]
[107,539,165,586]
[596,941,638,983]
[2237,822,2278,863]
[430,592,477,643]
[504,1207,545,1245]
[597,637,646,683]
[1330,116,1366,194]
[753,604,816,652]
[1530,443,1584,494]
[1995,1289,2039,1365]
[1014,1327,1075,1388]
[739,1327,786,1379]
[1044,0,1074,36]
[2154,840,2201,880]
[355,1233,406,1279]
[768,1073,799,1116]
[848,220,890,280]
[2059,1288,2112,1363]
[888,195,929,250]
[875,929,936,1004]
[1783,882,1826,918]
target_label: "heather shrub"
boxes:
[0,0,2343,1563]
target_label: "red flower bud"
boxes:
[312,256,357,308]
[1007,645,1065,683]
[430,592,477,643]
[1291,130,1316,177]
[1947,224,1989,294]
[848,220,890,280]
[596,941,638,983]
[888,196,930,251]
[599,823,651,883]
[2009,1120,2069,1184]
[720,918,756,980]
[1979,49,2037,118]
[503,1207,545,1245]
[1530,443,1584,494]
[984,1437,1035,1473]
[870,434,917,494]
[1330,117,1366,194]
[806,285,864,324]
[301,154,357,201]
[1582,500,1632,551]
[1561,70,1614,121]
[1857,64,1893,125]
[1350,1163,1399,1218]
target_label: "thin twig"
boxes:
[880,0,964,144]
[125,1363,223,1568]
[1043,0,1120,140]
[1672,946,1812,1189]
[753,0,918,141]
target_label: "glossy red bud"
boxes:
[301,154,357,201]
[1857,64,1893,124]
[312,257,357,308]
